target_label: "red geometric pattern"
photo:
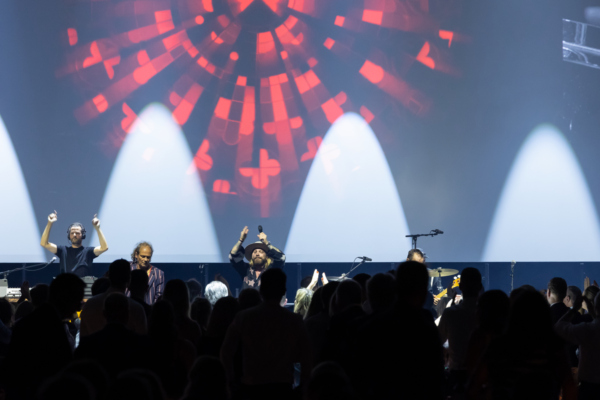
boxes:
[61,0,465,216]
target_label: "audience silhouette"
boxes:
[0,258,598,400]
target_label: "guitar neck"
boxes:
[434,289,448,300]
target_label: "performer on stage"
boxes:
[406,248,426,264]
[229,226,285,289]
[40,211,109,277]
[130,241,164,305]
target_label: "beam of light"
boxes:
[483,124,600,262]
[90,103,221,262]
[0,115,44,262]
[285,112,410,262]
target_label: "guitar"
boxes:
[434,276,460,300]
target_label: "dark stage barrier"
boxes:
[2,261,600,298]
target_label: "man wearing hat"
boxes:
[229,226,286,289]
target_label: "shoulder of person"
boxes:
[127,297,146,313]
[82,293,106,309]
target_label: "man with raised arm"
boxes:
[40,211,109,277]
[229,226,285,289]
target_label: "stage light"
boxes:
[0,115,45,262]
[483,124,600,262]
[285,112,411,262]
[89,103,222,262]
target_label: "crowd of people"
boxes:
[0,217,597,399]
[0,257,598,400]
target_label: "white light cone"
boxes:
[483,124,600,261]
[285,112,410,262]
[90,103,221,262]
[0,115,44,262]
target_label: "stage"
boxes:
[1,261,599,299]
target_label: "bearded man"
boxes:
[229,226,286,289]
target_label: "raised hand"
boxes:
[240,226,249,242]
[20,281,30,297]
[584,276,590,289]
[321,272,329,285]
[307,269,319,291]
[48,211,57,224]
[258,232,268,244]
[92,213,100,228]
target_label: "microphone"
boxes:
[258,225,263,233]
[359,256,372,262]
[433,229,444,234]
[49,256,57,263]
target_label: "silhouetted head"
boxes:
[306,361,357,400]
[300,275,313,289]
[104,293,129,325]
[49,273,85,319]
[0,298,14,328]
[30,283,49,307]
[509,285,537,304]
[320,281,339,316]
[330,280,362,316]
[476,289,510,334]
[149,300,177,341]
[190,297,212,330]
[91,277,110,296]
[163,279,190,317]
[206,296,239,338]
[367,273,396,313]
[352,273,371,303]
[396,261,429,308]
[107,370,157,400]
[547,277,567,304]
[564,285,582,309]
[260,268,287,302]
[507,289,553,341]
[183,356,228,400]
[108,259,132,291]
[61,359,110,400]
[186,278,202,301]
[238,288,262,310]
[460,267,483,298]
[14,301,34,322]
[129,269,149,299]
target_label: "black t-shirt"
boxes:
[56,246,97,277]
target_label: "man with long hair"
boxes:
[229,226,285,289]
[130,241,164,305]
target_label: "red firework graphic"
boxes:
[58,0,464,216]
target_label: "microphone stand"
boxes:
[1,258,57,279]
[405,229,444,249]
[510,261,516,293]
[339,257,369,280]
